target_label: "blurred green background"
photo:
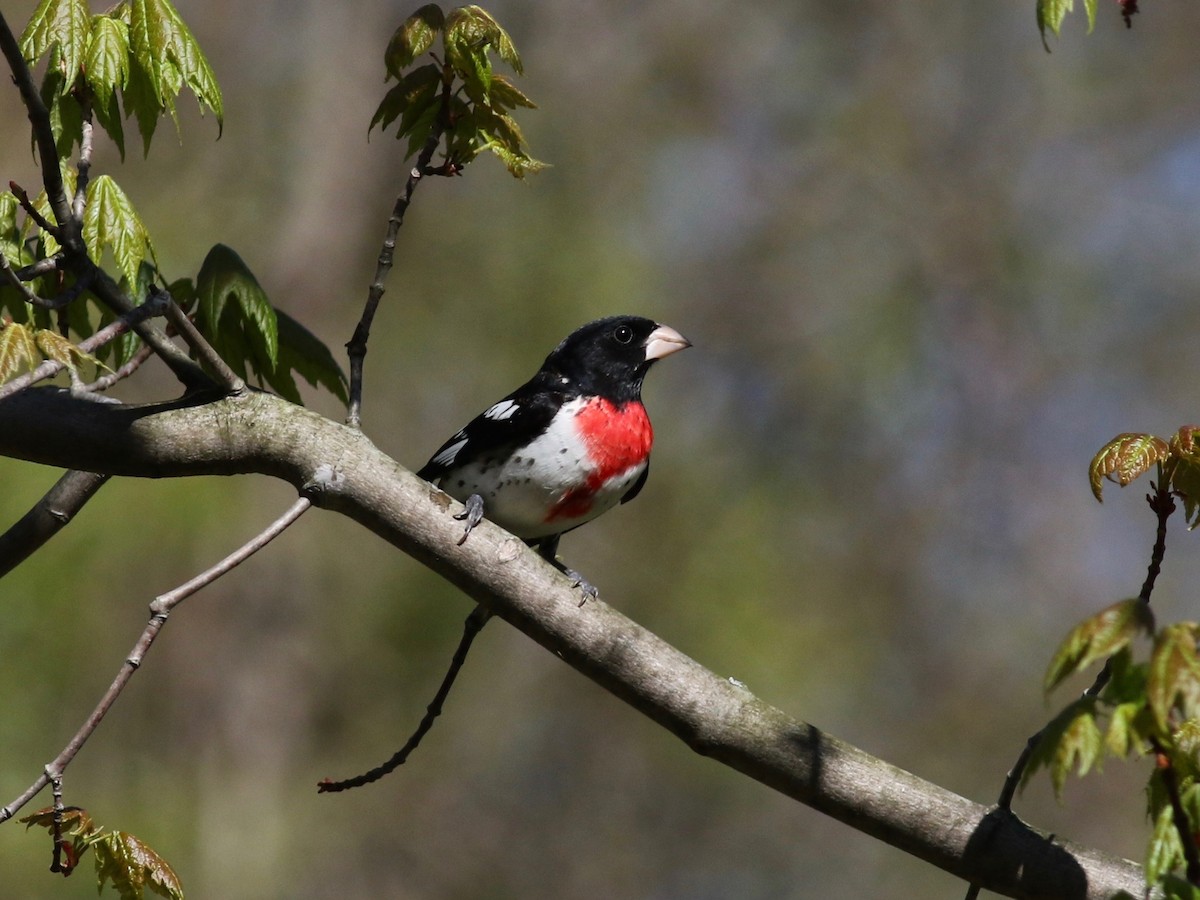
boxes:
[3,1,1200,896]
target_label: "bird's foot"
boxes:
[535,537,598,605]
[559,564,600,606]
[453,494,485,545]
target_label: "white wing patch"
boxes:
[431,435,468,467]
[483,399,519,421]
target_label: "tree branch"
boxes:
[0,387,1149,899]
[0,11,75,249]
[318,604,493,792]
[345,125,446,429]
[0,469,109,579]
[0,495,311,824]
[158,289,245,393]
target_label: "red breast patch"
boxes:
[546,398,653,522]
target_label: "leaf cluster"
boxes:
[0,175,147,369]
[1036,0,1098,45]
[1036,0,1139,48]
[370,4,545,178]
[20,806,182,900]
[2,2,348,403]
[1090,428,1200,526]
[20,0,223,158]
[1030,600,1200,886]
[0,318,105,383]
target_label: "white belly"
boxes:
[437,397,647,539]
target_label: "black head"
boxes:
[539,315,691,403]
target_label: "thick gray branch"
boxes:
[0,388,1148,900]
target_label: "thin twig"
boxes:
[0,252,92,311]
[7,180,58,237]
[158,289,245,394]
[76,343,154,393]
[318,604,493,792]
[16,257,63,280]
[0,250,57,308]
[86,267,210,390]
[48,775,67,874]
[0,290,167,403]
[0,470,110,579]
[73,104,94,223]
[345,124,446,429]
[0,497,312,826]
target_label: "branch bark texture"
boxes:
[0,388,1148,900]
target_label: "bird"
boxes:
[417,315,691,601]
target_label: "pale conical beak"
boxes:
[644,324,692,361]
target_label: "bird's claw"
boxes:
[562,566,600,606]
[454,494,485,546]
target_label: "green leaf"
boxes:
[122,55,161,155]
[370,63,442,137]
[444,5,524,102]
[35,328,106,379]
[1044,599,1155,693]
[1105,701,1146,758]
[87,15,132,108]
[489,74,536,110]
[401,100,442,160]
[1022,697,1103,798]
[1162,875,1200,900]
[1089,433,1171,502]
[384,4,445,79]
[94,831,183,900]
[86,15,132,157]
[483,139,548,179]
[196,244,279,375]
[446,5,521,75]
[1173,458,1200,530]
[0,320,41,382]
[19,0,90,88]
[1148,623,1200,733]
[1147,801,1185,885]
[1037,0,1097,47]
[1169,427,1200,528]
[267,309,349,405]
[1176,719,1200,767]
[445,38,492,106]
[82,175,156,288]
[126,0,223,153]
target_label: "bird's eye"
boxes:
[613,325,634,344]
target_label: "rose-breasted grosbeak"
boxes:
[418,315,691,599]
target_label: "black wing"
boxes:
[620,458,650,504]
[416,375,565,481]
